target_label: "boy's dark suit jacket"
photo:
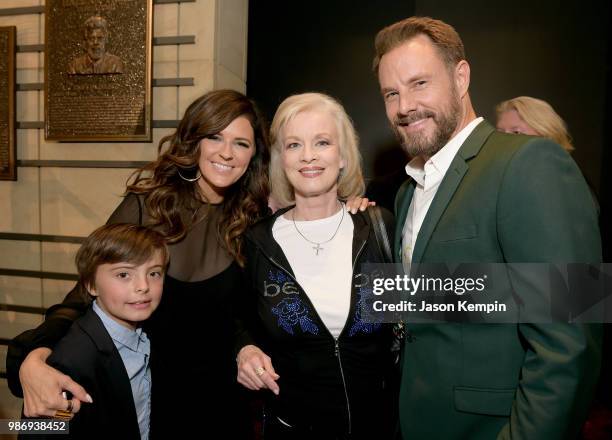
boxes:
[21,307,141,439]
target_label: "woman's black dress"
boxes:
[109,194,252,438]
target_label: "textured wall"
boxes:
[0,0,248,424]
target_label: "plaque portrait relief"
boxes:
[45,0,152,142]
[67,16,124,75]
[0,26,16,181]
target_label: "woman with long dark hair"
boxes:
[8,89,270,438]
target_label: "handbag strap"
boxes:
[368,207,392,263]
[368,207,406,359]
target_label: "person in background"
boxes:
[236,92,396,439]
[496,95,601,212]
[495,96,574,153]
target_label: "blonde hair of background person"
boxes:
[269,92,365,207]
[495,96,574,152]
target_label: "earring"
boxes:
[177,168,201,182]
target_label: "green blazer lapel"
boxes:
[411,120,495,264]
[394,179,415,261]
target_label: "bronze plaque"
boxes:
[45,0,152,141]
[0,26,16,181]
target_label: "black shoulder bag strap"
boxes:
[368,206,392,263]
[369,207,406,375]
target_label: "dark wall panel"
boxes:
[247,0,416,181]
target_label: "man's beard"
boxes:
[393,92,461,158]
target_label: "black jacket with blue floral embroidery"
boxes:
[236,207,396,437]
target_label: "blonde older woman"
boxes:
[235,93,395,439]
[495,96,574,152]
[495,96,602,211]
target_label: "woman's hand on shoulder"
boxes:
[236,345,280,395]
[345,197,376,214]
[20,348,92,418]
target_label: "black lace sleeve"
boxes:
[6,283,90,397]
[106,192,142,225]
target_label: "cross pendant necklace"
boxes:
[291,202,345,256]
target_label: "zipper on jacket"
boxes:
[263,235,369,436]
[334,338,352,434]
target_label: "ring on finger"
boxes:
[255,366,265,377]
[66,399,73,412]
[54,409,72,420]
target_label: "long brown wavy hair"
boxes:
[126,89,270,266]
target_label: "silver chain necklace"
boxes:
[291,203,345,256]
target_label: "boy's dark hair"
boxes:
[76,223,169,293]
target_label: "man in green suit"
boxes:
[373,16,602,439]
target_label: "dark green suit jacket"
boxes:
[394,120,602,439]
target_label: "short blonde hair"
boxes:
[496,96,574,152]
[269,93,364,208]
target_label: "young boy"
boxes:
[38,223,168,439]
